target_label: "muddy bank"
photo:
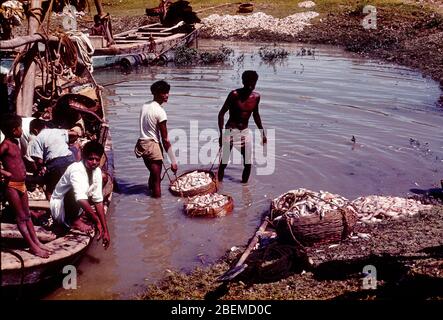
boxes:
[139,201,443,300]
[296,3,443,103]
[109,2,443,104]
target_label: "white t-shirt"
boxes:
[50,161,103,226]
[139,101,167,143]
[20,116,34,158]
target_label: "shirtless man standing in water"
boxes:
[218,70,267,183]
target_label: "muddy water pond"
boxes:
[47,40,442,299]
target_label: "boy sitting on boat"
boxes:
[0,115,52,258]
[50,141,110,249]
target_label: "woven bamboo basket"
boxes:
[271,189,358,247]
[184,194,234,218]
[146,7,161,16]
[238,3,253,13]
[169,169,217,197]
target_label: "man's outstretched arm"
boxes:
[252,98,267,144]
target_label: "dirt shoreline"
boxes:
[296,2,443,106]
[109,2,442,106]
[133,2,443,300]
[139,202,442,300]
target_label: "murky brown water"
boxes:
[47,40,442,299]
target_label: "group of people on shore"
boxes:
[135,70,267,198]
[0,100,110,258]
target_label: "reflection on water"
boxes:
[47,40,442,299]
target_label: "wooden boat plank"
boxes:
[140,22,183,33]
[29,199,50,210]
[1,230,93,270]
[113,23,161,37]
[114,32,173,39]
[1,223,56,242]
[155,33,187,43]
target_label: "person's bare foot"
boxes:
[71,219,94,234]
[38,242,54,254]
[30,246,50,259]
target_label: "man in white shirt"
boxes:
[134,80,177,198]
[50,141,110,249]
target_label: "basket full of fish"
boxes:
[184,193,234,218]
[169,170,217,197]
[270,188,358,246]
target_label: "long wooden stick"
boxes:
[233,219,269,268]
[217,218,269,281]
[18,0,42,117]
[195,2,241,14]
[0,34,58,49]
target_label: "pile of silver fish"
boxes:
[170,171,213,192]
[201,11,319,40]
[272,188,356,219]
[185,193,229,210]
[28,187,46,201]
[298,1,316,9]
[352,195,433,223]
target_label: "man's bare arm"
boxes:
[77,199,102,230]
[218,93,232,136]
[0,168,12,178]
[159,120,177,172]
[94,202,110,249]
[252,97,267,144]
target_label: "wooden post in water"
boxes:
[17,0,42,117]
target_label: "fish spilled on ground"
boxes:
[352,195,433,223]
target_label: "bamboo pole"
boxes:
[0,34,57,49]
[17,0,42,117]
[93,0,105,17]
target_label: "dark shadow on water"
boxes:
[409,188,443,205]
[409,187,443,196]
[113,179,149,195]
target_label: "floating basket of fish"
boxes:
[184,193,234,218]
[270,188,358,247]
[169,169,217,197]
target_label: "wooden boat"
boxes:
[0,113,113,288]
[0,0,114,290]
[91,22,200,69]
[1,106,113,288]
[0,68,114,289]
[1,222,93,286]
